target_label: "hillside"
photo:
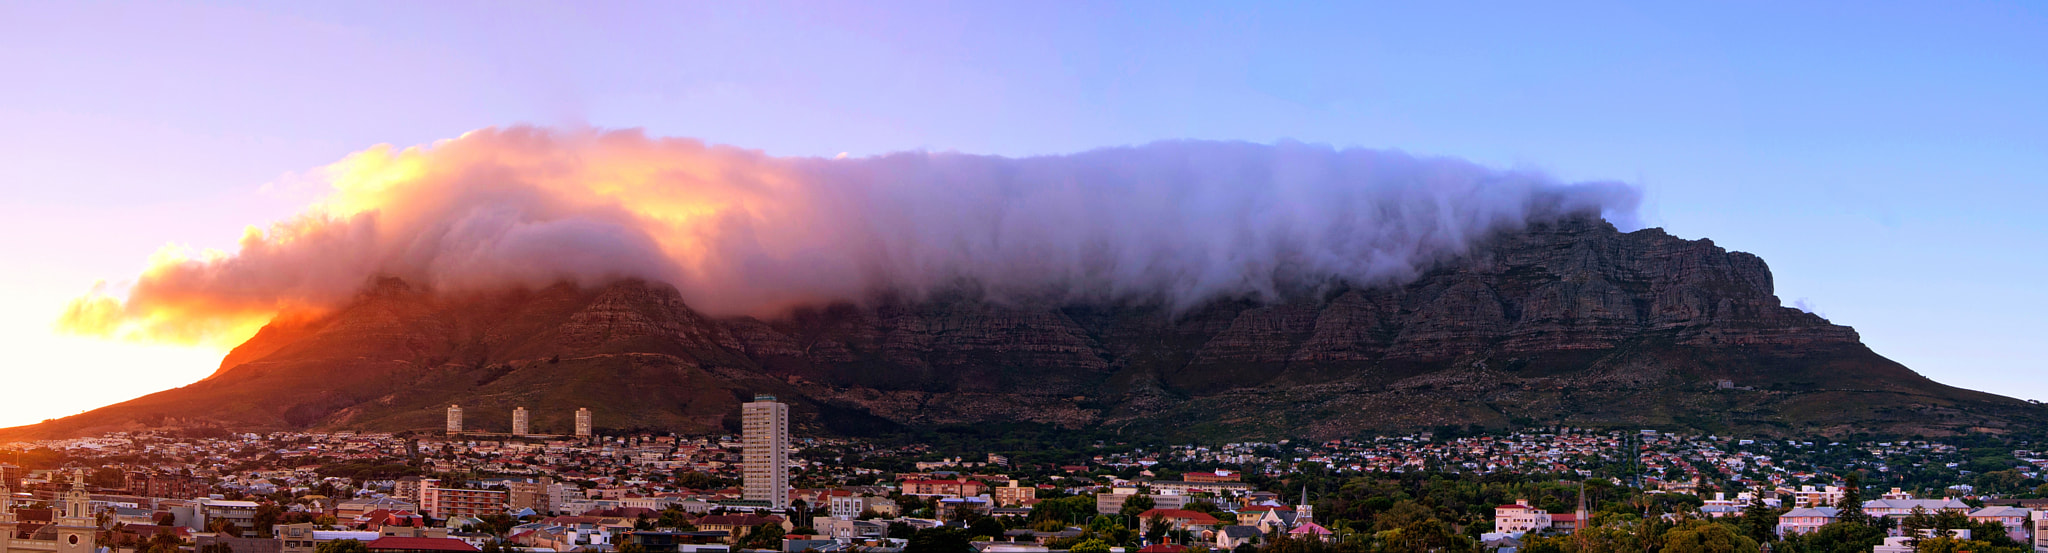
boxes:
[8,217,2039,441]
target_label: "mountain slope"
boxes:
[9,217,2039,441]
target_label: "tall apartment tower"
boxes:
[512,407,530,436]
[445,405,463,435]
[742,394,791,510]
[574,408,593,437]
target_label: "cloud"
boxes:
[58,126,1641,346]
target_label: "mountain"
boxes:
[8,217,2040,441]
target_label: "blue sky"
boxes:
[0,1,2042,426]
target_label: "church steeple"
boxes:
[61,469,91,525]
[53,468,95,553]
[1297,485,1313,522]
[0,475,13,522]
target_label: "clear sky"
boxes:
[1,1,2042,428]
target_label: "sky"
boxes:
[0,1,2043,428]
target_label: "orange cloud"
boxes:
[59,126,1640,347]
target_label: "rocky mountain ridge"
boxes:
[8,217,2038,441]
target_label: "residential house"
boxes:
[1215,526,1262,550]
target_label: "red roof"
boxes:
[1138,509,1219,525]
[364,537,481,553]
[1138,545,1188,553]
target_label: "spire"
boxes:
[1577,480,1588,516]
[62,468,92,525]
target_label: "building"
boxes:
[1096,493,1187,515]
[575,408,593,437]
[1790,486,1846,508]
[1776,507,1840,536]
[2033,510,2048,552]
[937,497,992,520]
[396,477,427,505]
[125,471,209,499]
[814,518,888,541]
[1967,506,2031,543]
[902,479,988,498]
[424,487,508,520]
[0,471,97,553]
[695,514,787,545]
[1494,500,1551,533]
[741,395,790,511]
[55,470,98,553]
[1135,509,1219,532]
[446,405,463,435]
[1863,497,1972,519]
[1216,526,1263,550]
[364,537,481,553]
[338,497,421,521]
[512,407,530,436]
[1184,471,1241,483]
[993,482,1036,507]
[827,495,897,519]
[507,479,554,514]
[278,523,382,553]
[1147,480,1254,496]
[419,481,509,519]
[196,498,262,535]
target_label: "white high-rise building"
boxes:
[574,407,593,437]
[446,405,463,435]
[742,395,790,510]
[512,407,530,435]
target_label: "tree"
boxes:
[1662,520,1761,553]
[907,527,974,553]
[1737,497,1780,544]
[139,530,184,553]
[1837,474,1868,526]
[740,522,786,550]
[254,503,286,537]
[315,539,370,553]
[888,521,918,539]
[615,543,650,553]
[1069,539,1112,553]
[968,517,1006,541]
[1900,506,1934,546]
[207,519,242,537]
[1122,495,1156,518]
[658,508,696,530]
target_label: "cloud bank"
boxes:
[60,126,1641,346]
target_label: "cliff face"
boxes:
[9,218,2038,440]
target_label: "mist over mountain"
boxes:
[11,215,2039,442]
[58,127,1638,347]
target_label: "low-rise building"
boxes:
[1776,507,1839,536]
[1494,501,1551,534]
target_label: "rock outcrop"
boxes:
[6,217,2038,441]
